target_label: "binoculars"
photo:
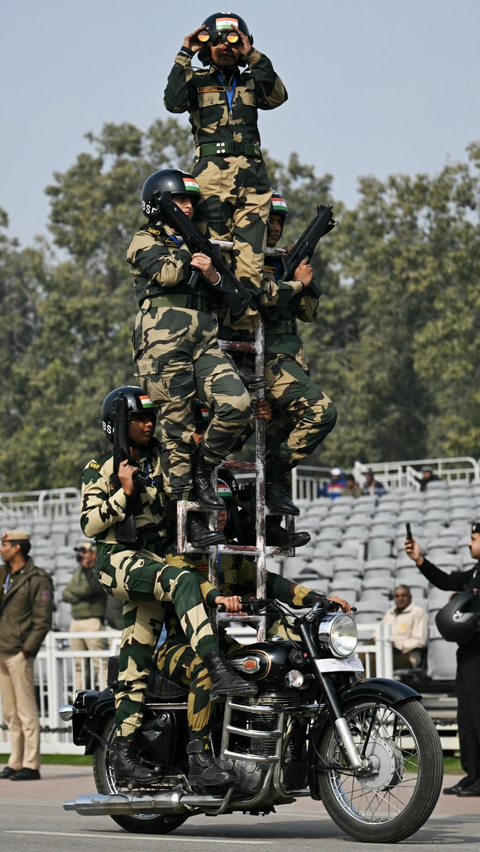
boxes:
[197,29,240,46]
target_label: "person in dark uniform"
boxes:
[405,524,480,796]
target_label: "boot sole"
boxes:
[265,503,300,516]
[210,686,258,703]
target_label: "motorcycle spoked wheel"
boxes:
[92,716,188,834]
[316,698,443,843]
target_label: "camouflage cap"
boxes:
[74,540,96,553]
[1,529,30,542]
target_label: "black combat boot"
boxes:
[113,736,159,787]
[266,515,311,549]
[265,457,300,516]
[187,738,238,791]
[203,651,258,702]
[238,365,269,390]
[192,450,225,510]
[187,515,226,548]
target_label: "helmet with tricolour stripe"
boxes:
[141,169,201,220]
[102,386,156,442]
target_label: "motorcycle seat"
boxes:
[147,669,189,700]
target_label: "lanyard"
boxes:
[169,234,182,247]
[3,571,11,595]
[216,72,237,113]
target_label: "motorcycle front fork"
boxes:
[297,624,373,775]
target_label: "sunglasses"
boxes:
[198,30,240,46]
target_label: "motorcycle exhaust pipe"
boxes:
[64,791,225,816]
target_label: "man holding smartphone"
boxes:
[405,524,480,796]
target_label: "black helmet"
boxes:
[102,386,156,443]
[435,590,480,643]
[141,169,201,220]
[270,189,289,219]
[198,12,253,65]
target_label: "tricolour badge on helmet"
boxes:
[183,177,200,195]
[271,195,288,214]
[216,15,239,29]
[217,479,233,500]
[139,395,154,409]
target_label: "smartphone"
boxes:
[406,522,413,543]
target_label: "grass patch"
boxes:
[443,757,463,775]
[0,753,92,766]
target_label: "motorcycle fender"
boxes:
[75,689,115,754]
[307,678,421,800]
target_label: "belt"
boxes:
[148,294,210,312]
[265,321,297,334]
[195,141,262,159]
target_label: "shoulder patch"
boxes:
[42,590,51,601]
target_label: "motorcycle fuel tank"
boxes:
[229,641,296,686]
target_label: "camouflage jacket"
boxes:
[62,566,106,620]
[80,440,167,553]
[164,48,287,148]
[126,223,195,306]
[163,546,325,647]
[261,257,319,367]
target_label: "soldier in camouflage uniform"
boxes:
[127,168,251,547]
[81,386,256,787]
[259,191,338,516]
[164,12,287,334]
[156,478,351,790]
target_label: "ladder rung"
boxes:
[217,613,263,622]
[182,543,292,556]
[218,340,257,354]
[222,460,257,472]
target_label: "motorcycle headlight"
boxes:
[317,614,358,658]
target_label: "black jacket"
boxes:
[417,557,480,656]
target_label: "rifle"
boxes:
[156,192,253,318]
[111,392,151,547]
[281,205,337,299]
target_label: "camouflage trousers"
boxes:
[134,306,251,499]
[156,623,302,740]
[95,547,219,738]
[193,155,271,304]
[264,353,337,467]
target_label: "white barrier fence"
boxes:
[0,625,392,755]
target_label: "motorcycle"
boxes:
[61,599,443,843]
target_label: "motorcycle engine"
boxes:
[137,711,177,765]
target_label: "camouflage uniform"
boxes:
[80,440,220,738]
[260,258,337,467]
[127,223,251,500]
[157,546,324,739]
[164,46,287,304]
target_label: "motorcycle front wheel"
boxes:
[93,716,188,835]
[316,698,443,843]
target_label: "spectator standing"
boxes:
[405,527,480,796]
[0,530,53,781]
[381,585,427,669]
[318,467,347,499]
[63,542,106,690]
[363,469,387,497]
[417,465,439,492]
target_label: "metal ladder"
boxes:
[176,317,294,641]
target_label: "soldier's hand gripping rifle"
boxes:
[282,205,337,299]
[156,192,253,319]
[111,392,151,547]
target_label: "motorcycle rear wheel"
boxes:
[93,716,188,835]
[316,698,442,843]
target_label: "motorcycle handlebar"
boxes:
[216,599,357,615]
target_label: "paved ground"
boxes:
[0,767,479,851]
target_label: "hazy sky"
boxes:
[1,0,479,246]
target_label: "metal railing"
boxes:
[353,456,479,491]
[0,488,81,520]
[0,625,393,755]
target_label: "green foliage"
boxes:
[1,120,480,490]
